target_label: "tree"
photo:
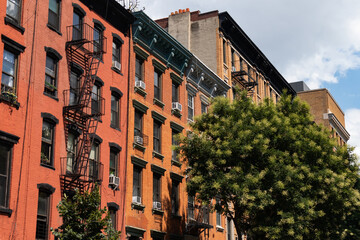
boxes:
[51,186,120,240]
[179,92,360,240]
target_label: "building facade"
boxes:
[125,11,230,240]
[0,0,133,239]
[290,81,350,146]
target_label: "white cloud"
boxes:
[345,109,360,158]
[145,0,360,89]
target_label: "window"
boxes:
[223,39,227,65]
[69,70,80,105]
[132,166,142,203]
[188,93,194,121]
[89,142,99,180]
[1,49,17,95]
[112,40,121,71]
[154,70,162,100]
[111,93,120,128]
[153,120,161,153]
[172,130,179,161]
[36,191,50,240]
[256,74,259,95]
[66,132,77,173]
[41,120,54,166]
[231,49,235,70]
[247,65,252,82]
[48,0,60,30]
[171,180,180,215]
[6,0,21,24]
[187,196,194,219]
[201,102,208,114]
[0,142,12,208]
[153,173,161,209]
[109,208,117,230]
[227,217,233,240]
[72,10,83,41]
[216,210,221,226]
[91,83,101,115]
[93,23,103,55]
[172,82,179,103]
[135,56,143,82]
[44,55,57,96]
[109,147,118,176]
[134,110,143,138]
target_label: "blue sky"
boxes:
[142,0,360,156]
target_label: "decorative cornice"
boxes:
[152,59,167,73]
[170,121,184,132]
[132,99,149,113]
[134,45,149,60]
[170,72,183,85]
[131,155,148,168]
[125,226,146,238]
[170,172,184,182]
[151,110,166,124]
[151,164,166,176]
[327,113,350,142]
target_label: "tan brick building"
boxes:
[290,81,350,146]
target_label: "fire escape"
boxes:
[60,23,106,195]
[186,203,213,240]
[231,69,257,96]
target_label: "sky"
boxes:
[141,0,360,157]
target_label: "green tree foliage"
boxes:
[52,186,120,240]
[179,92,360,240]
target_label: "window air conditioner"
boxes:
[134,136,144,145]
[172,102,182,111]
[113,61,121,71]
[135,80,146,90]
[109,174,120,189]
[132,196,142,204]
[153,201,162,210]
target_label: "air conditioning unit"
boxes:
[231,66,236,72]
[135,80,146,90]
[113,61,121,71]
[172,102,182,112]
[153,201,162,210]
[132,196,142,204]
[109,174,120,189]
[134,136,143,145]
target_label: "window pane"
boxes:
[42,122,52,141]
[37,192,49,215]
[45,56,55,72]
[1,74,14,88]
[2,50,15,76]
[0,176,7,207]
[7,0,21,22]
[49,0,58,14]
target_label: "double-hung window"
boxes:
[171,130,179,161]
[154,70,162,100]
[91,82,101,116]
[36,191,50,240]
[6,0,21,24]
[201,102,208,114]
[109,147,118,176]
[1,49,17,95]
[110,93,120,128]
[188,93,194,121]
[172,82,179,103]
[135,56,144,82]
[93,23,103,55]
[41,120,54,166]
[153,120,161,153]
[48,0,60,31]
[171,180,180,215]
[0,141,13,209]
[134,110,143,139]
[132,166,142,204]
[89,142,100,180]
[112,40,121,71]
[44,55,57,96]
[72,10,83,41]
[153,173,161,210]
[69,70,80,105]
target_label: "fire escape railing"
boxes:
[61,23,106,195]
[231,69,257,95]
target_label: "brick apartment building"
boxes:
[156,9,296,240]
[290,81,350,146]
[124,11,230,240]
[0,0,133,239]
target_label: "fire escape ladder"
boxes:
[61,23,106,195]
[231,70,257,97]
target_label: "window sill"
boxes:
[40,162,55,170]
[171,159,182,167]
[43,91,59,101]
[0,207,13,217]
[153,98,165,109]
[111,66,123,75]
[133,142,146,153]
[0,94,20,110]
[47,24,62,36]
[110,125,121,132]
[171,109,182,119]
[4,16,25,34]
[153,151,164,161]
[134,86,147,98]
[216,226,224,232]
[152,208,164,216]
[131,202,145,212]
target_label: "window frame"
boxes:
[132,165,142,203]
[135,56,144,82]
[93,23,104,56]
[187,93,194,121]
[0,140,13,210]
[89,140,100,180]
[134,109,143,137]
[154,69,162,101]
[171,180,180,215]
[36,190,51,240]
[91,81,101,116]
[152,172,161,208]
[47,0,60,31]
[112,39,122,70]
[172,81,179,103]
[44,54,58,96]
[40,120,55,167]
[1,47,18,95]
[153,119,161,153]
[109,147,119,177]
[223,39,227,65]
[201,102,208,114]
[6,0,22,24]
[110,93,120,129]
